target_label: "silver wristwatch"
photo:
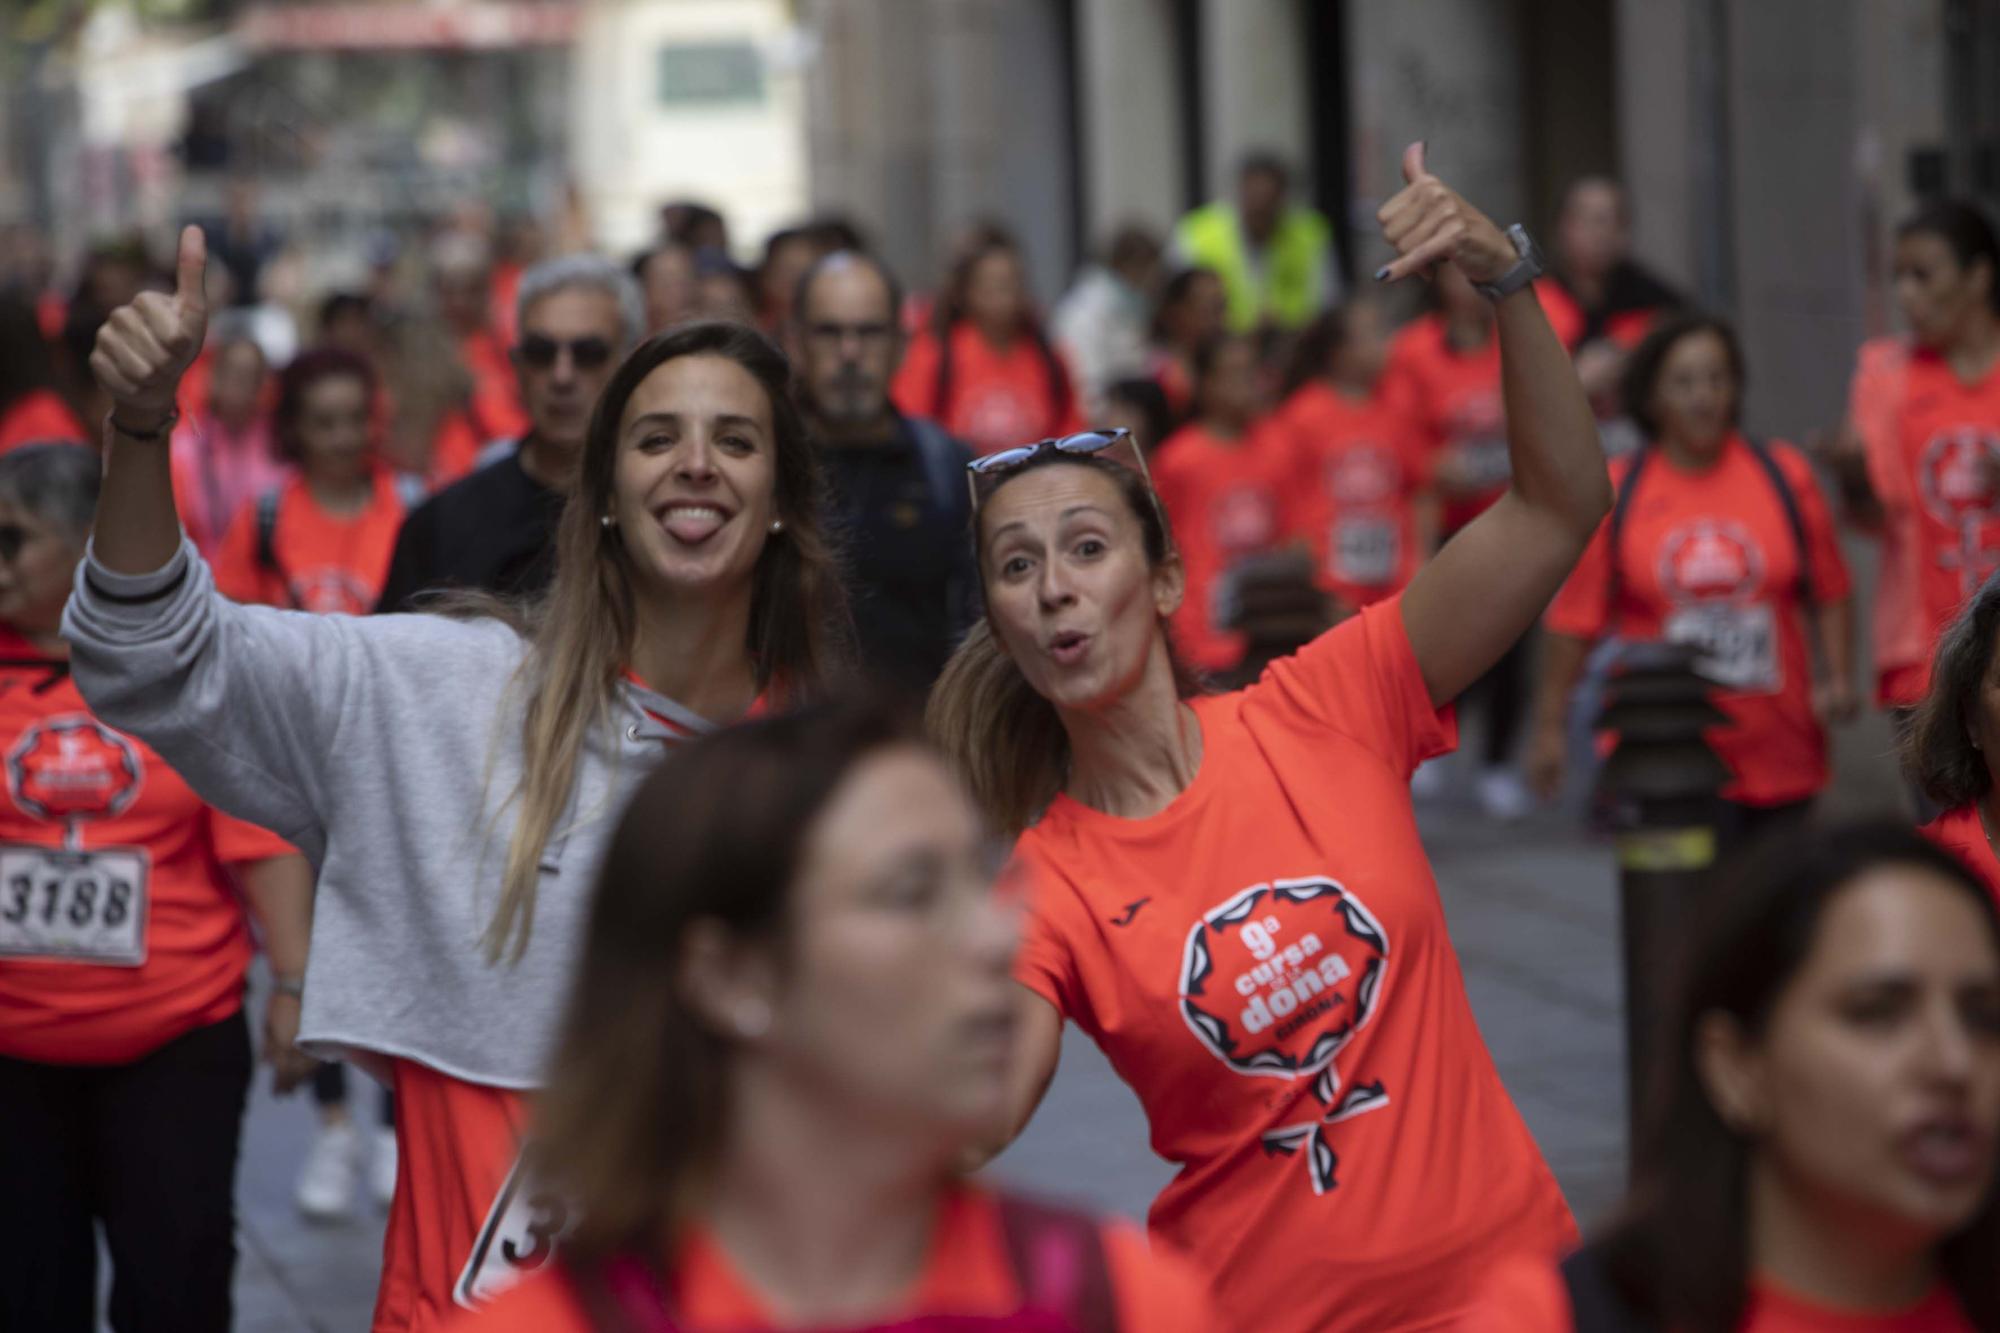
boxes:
[1473,224,1544,302]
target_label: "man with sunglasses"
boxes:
[790,250,979,693]
[376,255,643,613]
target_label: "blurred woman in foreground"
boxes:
[1470,822,2000,1332]
[447,700,1218,1332]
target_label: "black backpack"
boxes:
[1605,437,1813,606]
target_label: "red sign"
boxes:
[238,4,580,52]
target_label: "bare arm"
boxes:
[1526,631,1595,801]
[89,225,209,576]
[238,852,318,1094]
[964,985,1063,1171]
[1374,145,1612,705]
[1812,595,1860,725]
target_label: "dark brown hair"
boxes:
[1594,821,2000,1332]
[926,454,1199,835]
[483,320,852,961]
[1903,572,2000,809]
[534,697,921,1262]
[1899,200,2000,316]
[931,230,1074,430]
[1619,311,1747,442]
[272,346,374,464]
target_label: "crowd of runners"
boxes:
[0,140,1997,1333]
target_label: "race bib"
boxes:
[1454,436,1513,491]
[1330,516,1399,588]
[1664,602,1780,693]
[0,845,149,966]
[454,1150,575,1309]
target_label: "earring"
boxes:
[734,1001,772,1040]
[600,514,615,530]
[768,518,785,534]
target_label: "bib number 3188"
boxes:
[0,845,149,966]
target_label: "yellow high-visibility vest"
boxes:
[1175,202,1333,331]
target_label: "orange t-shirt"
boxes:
[892,324,1083,457]
[1861,344,2000,706]
[1012,597,1576,1333]
[1918,804,2000,908]
[1383,313,1508,533]
[1150,419,1297,673]
[439,1185,1220,1333]
[0,388,88,451]
[212,468,410,614]
[1275,379,1428,609]
[1545,437,1851,807]
[1465,1252,1978,1333]
[0,632,294,1065]
[463,328,531,448]
[373,1060,538,1333]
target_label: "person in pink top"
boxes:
[1903,573,2000,905]
[169,326,285,556]
[1466,823,1999,1332]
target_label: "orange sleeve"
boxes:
[1448,1251,1575,1333]
[1773,442,1854,605]
[892,331,942,420]
[210,503,270,606]
[208,806,298,868]
[435,1266,589,1332]
[1253,593,1457,777]
[1009,851,1081,1021]
[1101,1221,1224,1333]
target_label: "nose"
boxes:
[963,882,1023,973]
[549,347,579,388]
[1035,558,1076,610]
[675,433,719,484]
[1917,998,1980,1087]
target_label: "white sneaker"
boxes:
[295,1120,360,1221]
[1410,758,1447,800]
[1476,767,1533,823]
[370,1126,399,1209]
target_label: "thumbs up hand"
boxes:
[90,225,210,426]
[1374,143,1515,286]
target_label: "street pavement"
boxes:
[220,698,1904,1331]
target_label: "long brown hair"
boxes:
[1902,571,2000,811]
[926,454,1197,836]
[533,698,920,1261]
[483,320,850,962]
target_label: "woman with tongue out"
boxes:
[928,144,1609,1333]
[64,224,849,1333]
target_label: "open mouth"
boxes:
[654,501,733,545]
[1048,630,1090,667]
[1899,1116,1990,1186]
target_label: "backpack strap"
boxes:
[1559,1245,1655,1333]
[1742,435,1813,599]
[1603,443,1653,612]
[995,1194,1117,1333]
[255,487,282,576]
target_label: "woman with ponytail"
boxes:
[929,145,1608,1333]
[64,224,849,1333]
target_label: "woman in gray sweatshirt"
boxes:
[63,226,851,1331]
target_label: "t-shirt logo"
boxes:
[1327,446,1399,505]
[6,716,144,827]
[1657,519,1763,604]
[1211,486,1277,554]
[1918,427,2000,595]
[289,567,376,616]
[1179,877,1393,1195]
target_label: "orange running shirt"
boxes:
[1545,437,1851,807]
[1464,1252,1978,1333]
[1863,344,2000,706]
[892,324,1083,457]
[1919,804,2000,908]
[373,1059,539,1333]
[211,468,410,614]
[0,388,88,451]
[1383,313,1508,533]
[1275,380,1427,610]
[439,1185,1221,1333]
[1012,597,1577,1333]
[0,630,293,1065]
[1150,419,1297,673]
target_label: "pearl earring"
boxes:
[769,518,785,534]
[734,1001,772,1039]
[600,514,615,530]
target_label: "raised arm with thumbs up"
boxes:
[1375,143,1615,709]
[88,225,210,577]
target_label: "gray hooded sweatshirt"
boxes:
[63,540,720,1088]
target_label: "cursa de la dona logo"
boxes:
[1179,876,1394,1195]
[7,716,144,824]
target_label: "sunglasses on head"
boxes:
[515,335,614,371]
[964,428,1170,541]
